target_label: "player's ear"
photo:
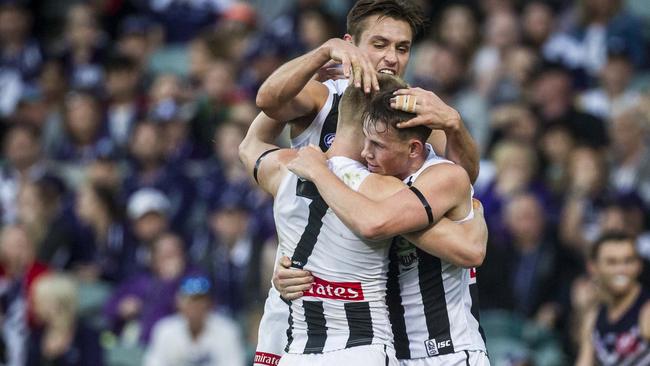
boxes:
[408,139,424,158]
[343,34,354,43]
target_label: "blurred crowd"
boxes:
[0,0,649,365]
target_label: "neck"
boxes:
[399,154,427,180]
[606,283,641,318]
[189,321,205,340]
[326,129,364,162]
[92,213,111,243]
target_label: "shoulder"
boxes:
[419,162,470,187]
[359,173,404,200]
[208,313,241,336]
[323,78,349,95]
[152,314,184,336]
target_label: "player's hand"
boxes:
[287,145,328,181]
[390,87,461,131]
[273,256,314,301]
[323,38,379,93]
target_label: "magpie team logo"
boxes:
[395,237,418,273]
[324,133,336,148]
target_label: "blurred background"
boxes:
[0,0,649,365]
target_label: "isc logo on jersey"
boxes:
[304,275,365,301]
[395,237,418,273]
[424,338,453,357]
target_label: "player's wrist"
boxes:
[317,40,336,64]
[442,110,461,132]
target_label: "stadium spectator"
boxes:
[0,224,49,366]
[17,177,77,269]
[144,275,246,366]
[0,2,43,83]
[27,273,103,366]
[103,55,146,151]
[53,90,114,164]
[608,107,650,205]
[74,182,135,283]
[529,63,609,147]
[104,232,199,344]
[480,193,563,326]
[123,122,196,232]
[0,123,49,224]
[126,188,171,268]
[57,3,108,91]
[578,52,640,120]
[190,185,270,318]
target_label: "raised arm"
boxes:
[239,112,295,195]
[287,146,471,240]
[392,87,480,183]
[256,38,378,122]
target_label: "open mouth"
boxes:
[378,69,396,75]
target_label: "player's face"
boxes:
[593,241,641,297]
[361,120,411,180]
[353,15,413,77]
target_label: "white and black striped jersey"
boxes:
[387,147,487,360]
[274,156,394,354]
[254,78,351,361]
[291,79,349,150]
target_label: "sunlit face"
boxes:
[361,120,412,180]
[351,15,413,77]
[592,241,641,297]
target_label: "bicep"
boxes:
[267,80,330,122]
[413,164,471,222]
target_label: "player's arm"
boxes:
[272,200,486,299]
[239,113,296,195]
[361,174,486,267]
[256,38,378,122]
[575,309,597,366]
[393,88,480,183]
[403,200,486,268]
[288,146,471,240]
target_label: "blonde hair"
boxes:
[32,273,78,328]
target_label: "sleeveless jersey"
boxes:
[593,288,650,366]
[273,156,393,354]
[291,79,349,150]
[386,146,487,360]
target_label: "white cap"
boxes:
[127,188,171,220]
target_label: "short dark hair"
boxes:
[590,231,637,260]
[104,54,138,73]
[347,0,426,42]
[363,74,431,144]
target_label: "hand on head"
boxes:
[390,87,461,131]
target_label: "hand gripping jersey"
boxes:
[593,288,650,366]
[254,78,350,365]
[386,146,487,360]
[274,156,394,354]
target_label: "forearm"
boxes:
[404,217,487,268]
[310,169,426,239]
[256,45,330,119]
[445,118,480,184]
